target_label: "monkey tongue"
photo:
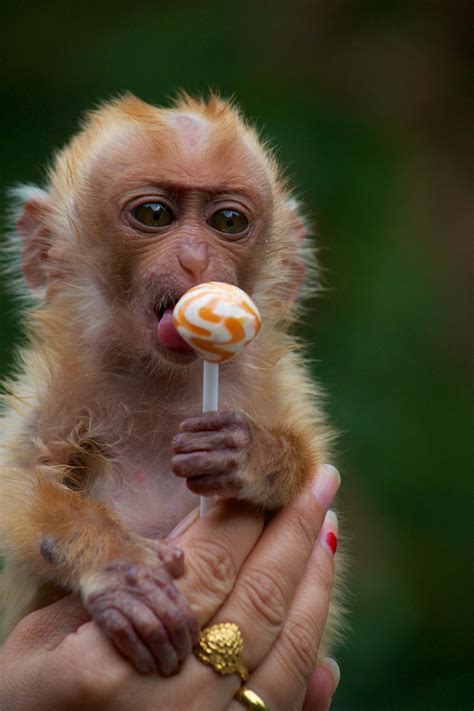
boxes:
[157,308,194,352]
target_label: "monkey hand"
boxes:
[81,537,199,676]
[171,409,261,497]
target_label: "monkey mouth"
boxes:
[154,296,194,353]
[155,297,177,322]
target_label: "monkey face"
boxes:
[71,112,274,366]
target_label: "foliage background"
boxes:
[1,2,472,709]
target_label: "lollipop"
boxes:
[173,282,261,363]
[173,282,261,515]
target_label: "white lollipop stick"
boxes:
[201,361,219,516]
[202,361,219,413]
[173,282,261,517]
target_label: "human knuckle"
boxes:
[288,501,319,550]
[186,539,236,599]
[239,568,287,628]
[312,557,333,596]
[167,543,184,561]
[282,618,318,680]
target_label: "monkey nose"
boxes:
[177,242,209,281]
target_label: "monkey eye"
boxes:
[208,209,248,236]
[132,202,174,228]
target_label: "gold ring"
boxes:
[235,684,269,710]
[194,622,248,681]
[193,623,269,709]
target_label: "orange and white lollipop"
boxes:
[173,282,261,516]
[173,282,261,364]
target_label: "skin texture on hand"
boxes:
[0,465,340,711]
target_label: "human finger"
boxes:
[170,498,265,626]
[212,465,340,669]
[244,511,338,710]
[167,506,200,540]
[302,658,340,711]
[226,660,339,711]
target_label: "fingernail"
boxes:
[318,509,338,555]
[320,657,340,692]
[311,464,341,510]
[168,507,199,540]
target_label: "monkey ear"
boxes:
[281,198,310,306]
[15,190,55,298]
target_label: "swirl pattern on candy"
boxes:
[173,282,261,363]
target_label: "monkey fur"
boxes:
[0,93,343,675]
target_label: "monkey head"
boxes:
[15,94,311,369]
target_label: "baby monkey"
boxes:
[0,94,337,675]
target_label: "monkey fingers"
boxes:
[179,409,250,433]
[172,428,249,453]
[171,450,239,479]
[112,594,187,674]
[129,605,179,676]
[84,559,199,676]
[185,471,244,497]
[142,580,199,660]
[92,605,157,673]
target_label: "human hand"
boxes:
[0,464,341,710]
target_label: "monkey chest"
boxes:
[91,452,198,540]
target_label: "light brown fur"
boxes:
[0,93,343,669]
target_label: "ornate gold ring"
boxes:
[194,622,269,710]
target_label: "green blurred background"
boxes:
[1,2,472,709]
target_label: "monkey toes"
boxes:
[83,554,199,675]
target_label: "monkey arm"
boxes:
[0,427,141,586]
[0,459,198,673]
[2,472,142,585]
[239,421,318,508]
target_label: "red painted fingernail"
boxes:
[317,509,338,556]
[326,531,338,555]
